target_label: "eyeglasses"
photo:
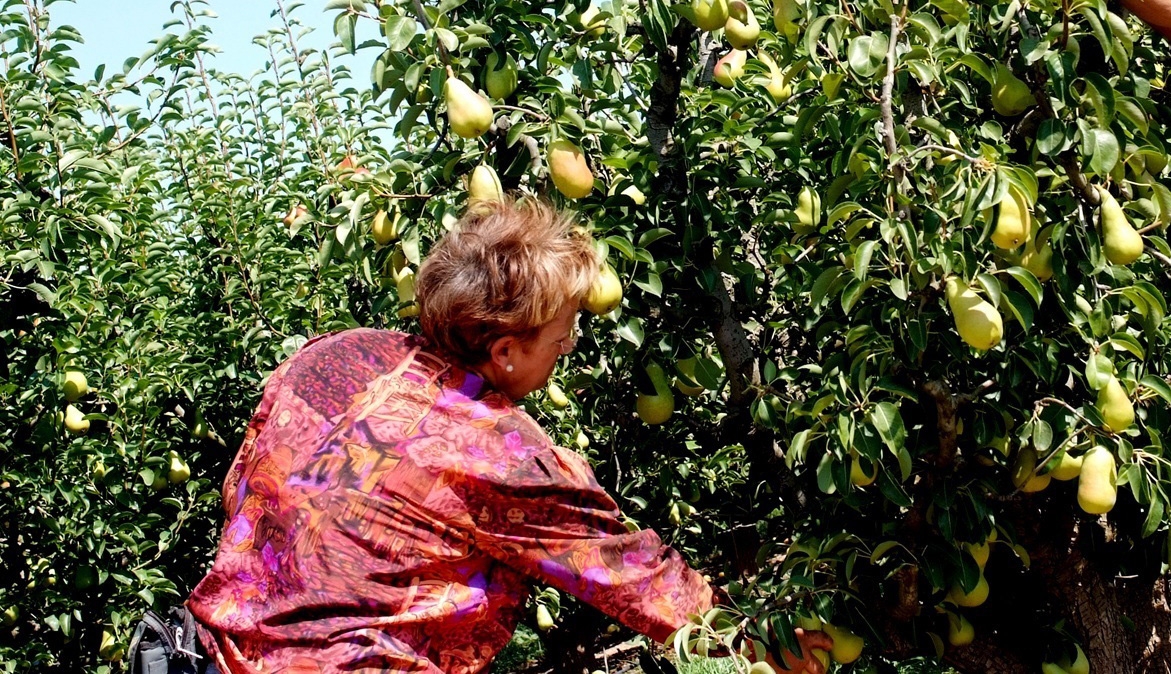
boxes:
[545,318,580,355]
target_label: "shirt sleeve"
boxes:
[454,431,715,644]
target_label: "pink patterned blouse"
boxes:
[188,329,715,673]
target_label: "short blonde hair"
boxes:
[416,197,600,365]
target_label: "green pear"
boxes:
[396,267,419,318]
[945,278,1003,351]
[371,208,401,245]
[1020,239,1054,281]
[64,404,90,435]
[1040,663,1069,674]
[991,185,1031,249]
[947,574,989,607]
[535,604,555,630]
[608,179,646,205]
[636,362,675,425]
[1049,451,1084,481]
[725,0,760,49]
[468,164,504,204]
[444,72,494,139]
[850,450,878,486]
[584,262,623,315]
[794,185,820,235]
[965,540,990,569]
[483,52,518,100]
[1096,375,1134,433]
[167,451,191,484]
[691,0,730,31]
[547,382,570,409]
[759,52,791,102]
[1078,446,1117,514]
[947,612,975,647]
[991,63,1035,116]
[1060,644,1089,674]
[773,0,801,41]
[579,3,607,38]
[63,370,88,402]
[674,356,705,396]
[1097,187,1144,265]
[713,49,747,87]
[822,623,864,664]
[547,139,594,198]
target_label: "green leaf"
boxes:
[334,12,357,54]
[1142,495,1165,538]
[1000,289,1034,332]
[1085,352,1114,390]
[384,15,418,52]
[1141,375,1171,405]
[1005,266,1043,307]
[616,316,644,347]
[1036,118,1067,156]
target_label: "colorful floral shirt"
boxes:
[188,329,715,673]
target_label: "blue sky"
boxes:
[49,1,371,80]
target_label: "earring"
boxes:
[505,364,514,372]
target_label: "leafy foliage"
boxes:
[2,0,1170,672]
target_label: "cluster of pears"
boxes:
[988,183,1054,282]
[385,245,419,318]
[946,533,994,612]
[796,614,865,666]
[63,370,90,435]
[633,355,711,426]
[1014,441,1118,515]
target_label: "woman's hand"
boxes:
[761,627,834,674]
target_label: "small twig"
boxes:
[908,143,982,165]
[1137,222,1164,235]
[1145,245,1171,267]
[495,104,551,122]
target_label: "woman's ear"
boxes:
[486,335,517,372]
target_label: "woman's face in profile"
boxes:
[504,304,580,400]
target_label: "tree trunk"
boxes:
[935,493,1171,674]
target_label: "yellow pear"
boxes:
[444,72,494,139]
[965,541,990,569]
[1061,644,1089,674]
[674,356,705,396]
[794,185,820,235]
[1096,375,1134,433]
[945,278,1003,351]
[991,63,1035,116]
[948,574,989,607]
[579,3,607,38]
[1078,446,1117,515]
[63,370,88,402]
[468,164,504,204]
[691,0,730,31]
[608,179,646,205]
[371,208,401,245]
[759,52,791,102]
[773,0,801,41]
[748,662,776,674]
[822,623,864,664]
[547,139,594,198]
[535,604,555,630]
[1041,663,1068,674]
[574,431,590,450]
[64,404,90,435]
[947,613,975,647]
[850,450,877,486]
[1050,451,1084,481]
[1020,239,1054,281]
[1097,187,1144,265]
[636,362,675,425]
[584,262,623,315]
[713,49,748,87]
[483,52,519,100]
[725,0,761,49]
[167,451,191,484]
[547,382,570,409]
[1011,445,1050,493]
[991,185,1031,250]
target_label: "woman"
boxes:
[186,198,829,673]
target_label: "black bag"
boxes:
[127,606,206,674]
